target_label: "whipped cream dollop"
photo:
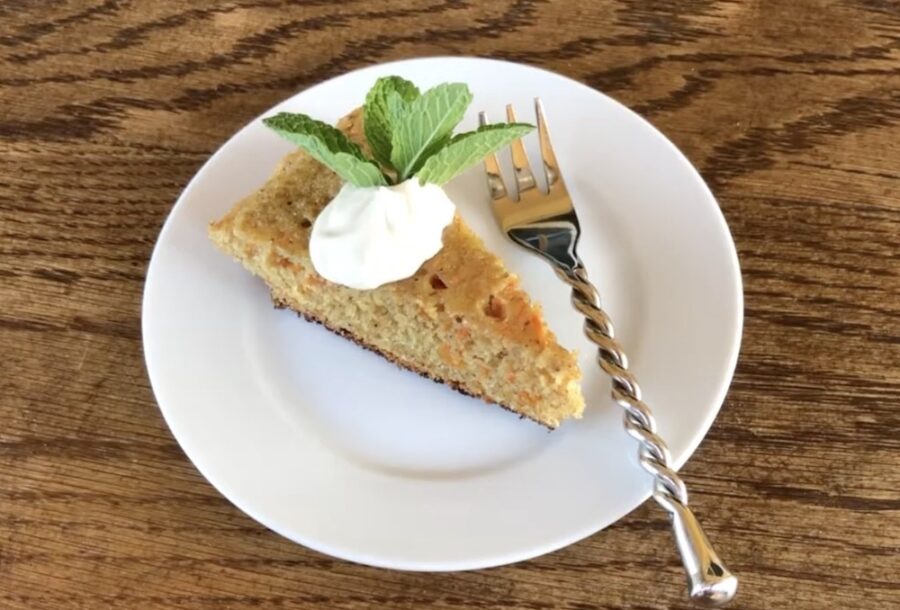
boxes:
[309,179,456,290]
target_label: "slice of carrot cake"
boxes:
[209,77,583,427]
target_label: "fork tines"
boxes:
[478,98,563,201]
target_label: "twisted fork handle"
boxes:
[557,266,738,607]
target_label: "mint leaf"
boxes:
[363,76,419,170]
[390,83,472,180]
[264,112,387,187]
[386,91,411,126]
[322,152,389,187]
[416,123,534,185]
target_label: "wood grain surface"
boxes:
[2,1,899,609]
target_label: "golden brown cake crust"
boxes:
[209,109,584,427]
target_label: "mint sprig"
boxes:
[263,77,534,188]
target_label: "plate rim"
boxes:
[142,55,744,571]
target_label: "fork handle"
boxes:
[557,265,738,608]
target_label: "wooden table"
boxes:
[2,2,898,609]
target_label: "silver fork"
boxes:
[479,101,738,607]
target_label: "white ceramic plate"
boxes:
[143,57,742,571]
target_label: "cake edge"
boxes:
[270,295,558,430]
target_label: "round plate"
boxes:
[143,57,742,571]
